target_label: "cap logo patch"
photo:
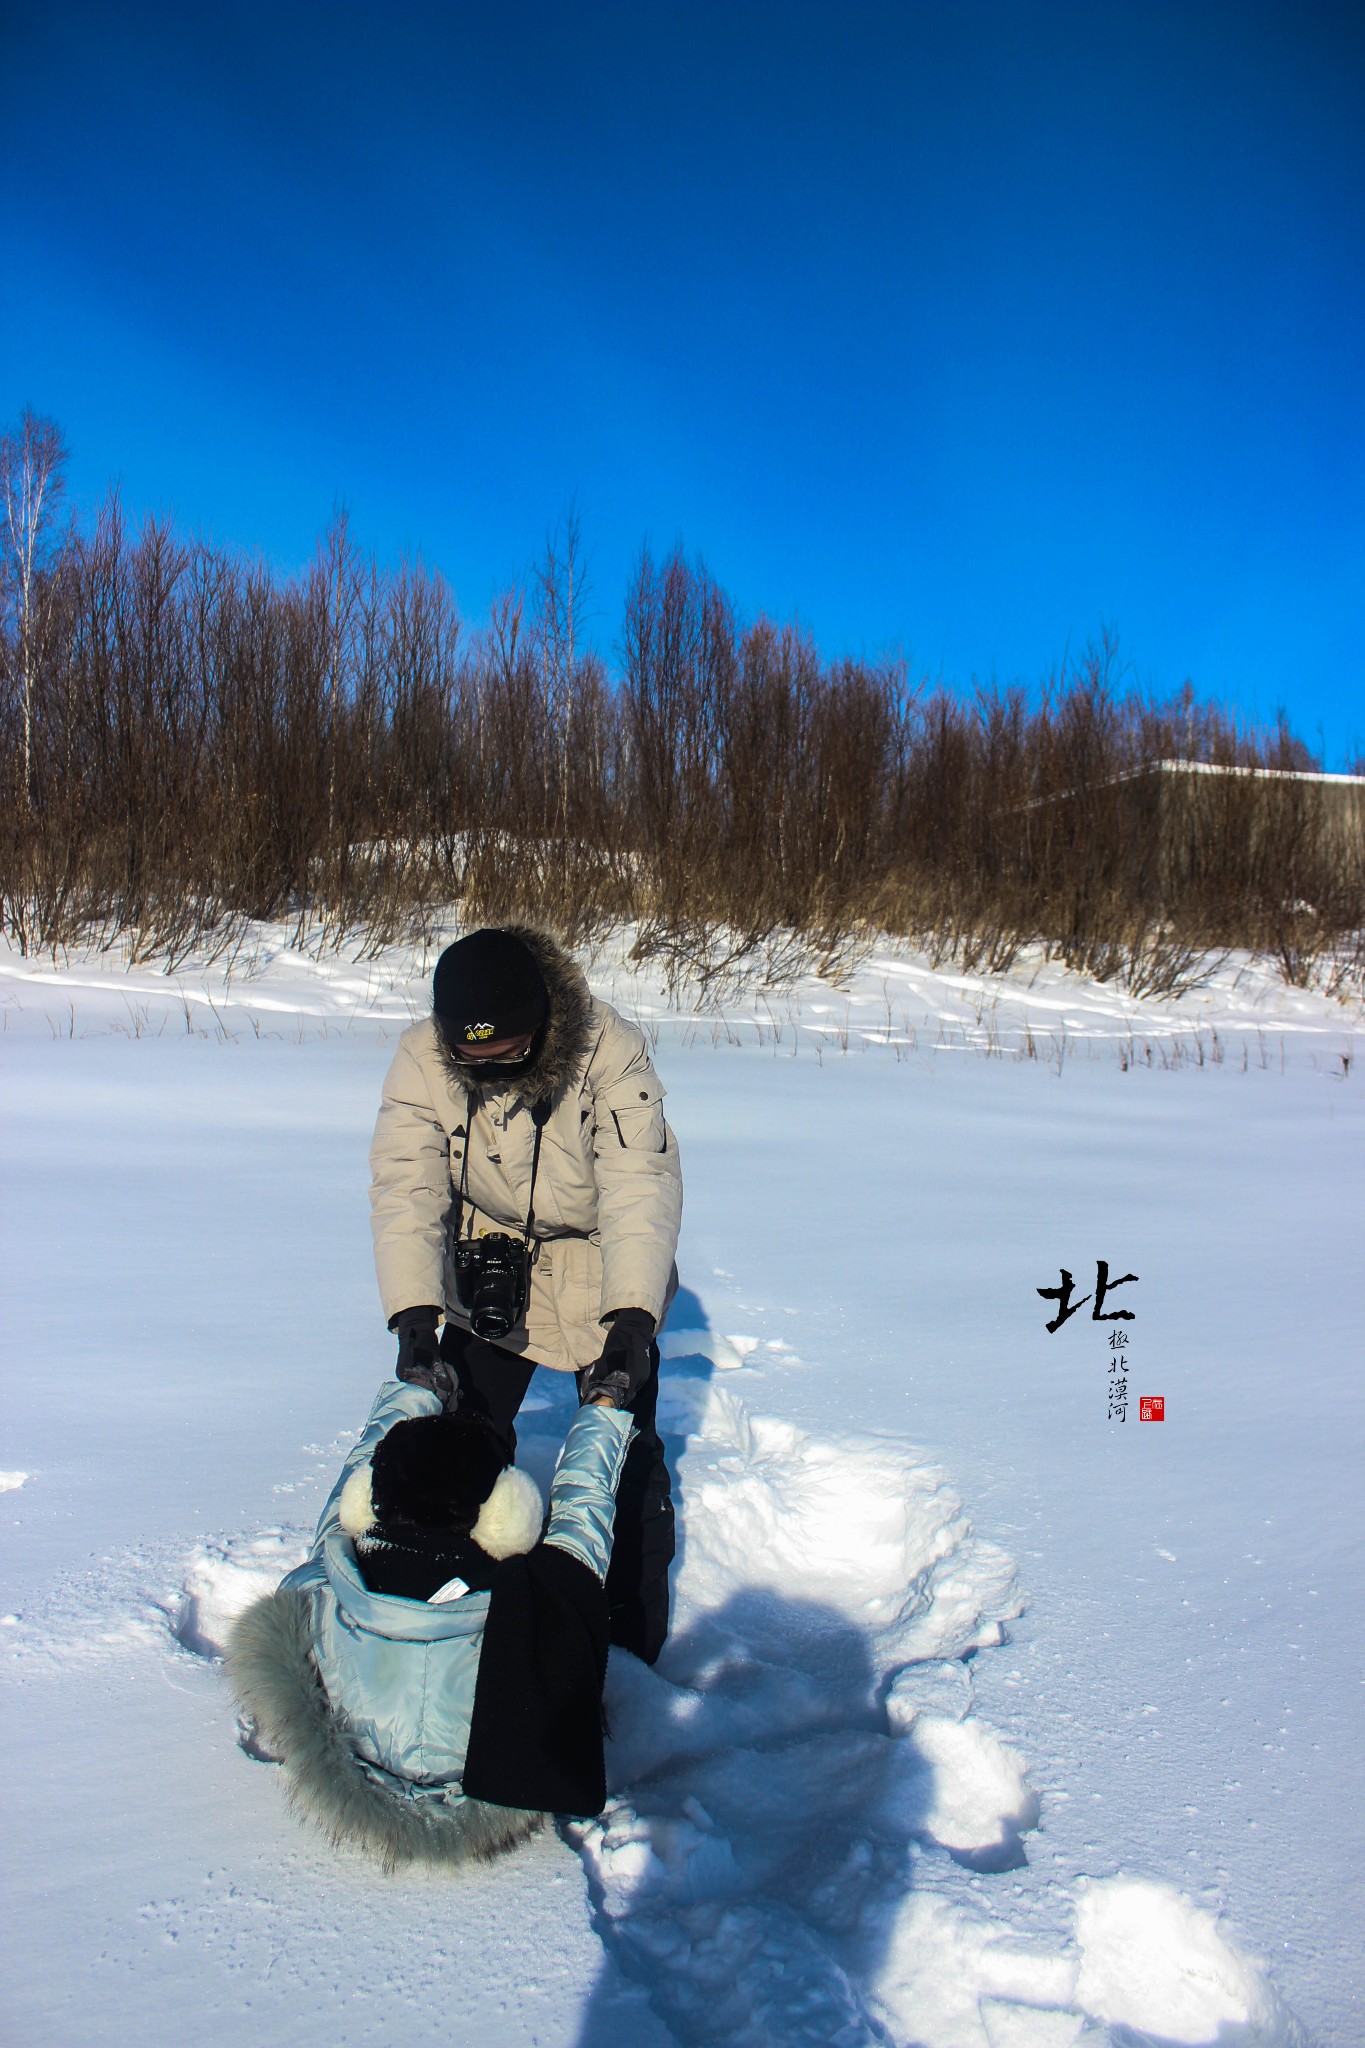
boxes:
[464,1022,497,1042]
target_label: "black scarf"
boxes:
[462,1546,610,1819]
[358,1522,610,1819]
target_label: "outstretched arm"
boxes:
[312,1379,442,1550]
[543,1403,635,1581]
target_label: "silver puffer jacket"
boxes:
[226,1381,633,1869]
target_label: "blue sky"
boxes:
[3,2,1362,760]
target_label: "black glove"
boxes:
[580,1308,656,1409]
[389,1306,455,1405]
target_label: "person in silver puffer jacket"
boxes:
[226,1379,634,1870]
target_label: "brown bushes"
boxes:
[1,488,1361,995]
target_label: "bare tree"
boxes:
[1,409,70,805]
[534,506,589,834]
[315,503,361,838]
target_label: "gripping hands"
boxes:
[579,1307,656,1410]
[389,1305,455,1406]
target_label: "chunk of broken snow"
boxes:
[1074,1878,1302,2044]
[657,1327,749,1371]
[893,1710,1039,1855]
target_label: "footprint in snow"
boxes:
[171,1530,308,1659]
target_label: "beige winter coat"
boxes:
[369,930,681,1372]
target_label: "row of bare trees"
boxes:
[2,411,1361,991]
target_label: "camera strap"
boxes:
[454,1091,551,1248]
[522,1097,551,1241]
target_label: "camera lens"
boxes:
[470,1284,515,1338]
[454,1234,529,1339]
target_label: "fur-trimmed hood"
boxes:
[434,926,594,1109]
[226,1590,543,1872]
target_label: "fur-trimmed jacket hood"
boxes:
[226,1380,634,1869]
[369,927,682,1370]
[432,925,595,1109]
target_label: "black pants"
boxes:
[439,1323,675,1666]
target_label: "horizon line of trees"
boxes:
[2,409,1361,995]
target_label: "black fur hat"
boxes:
[369,1415,508,1533]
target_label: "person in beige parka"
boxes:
[369,925,682,1662]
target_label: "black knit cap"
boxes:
[370,1414,508,1532]
[432,929,549,1047]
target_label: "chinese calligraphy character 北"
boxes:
[1036,1260,1139,1334]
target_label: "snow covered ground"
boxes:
[1,926,1361,2046]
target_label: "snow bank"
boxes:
[568,1380,1041,2044]
[1,918,1358,1070]
[556,1381,1311,2048]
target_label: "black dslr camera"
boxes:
[452,1233,531,1339]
